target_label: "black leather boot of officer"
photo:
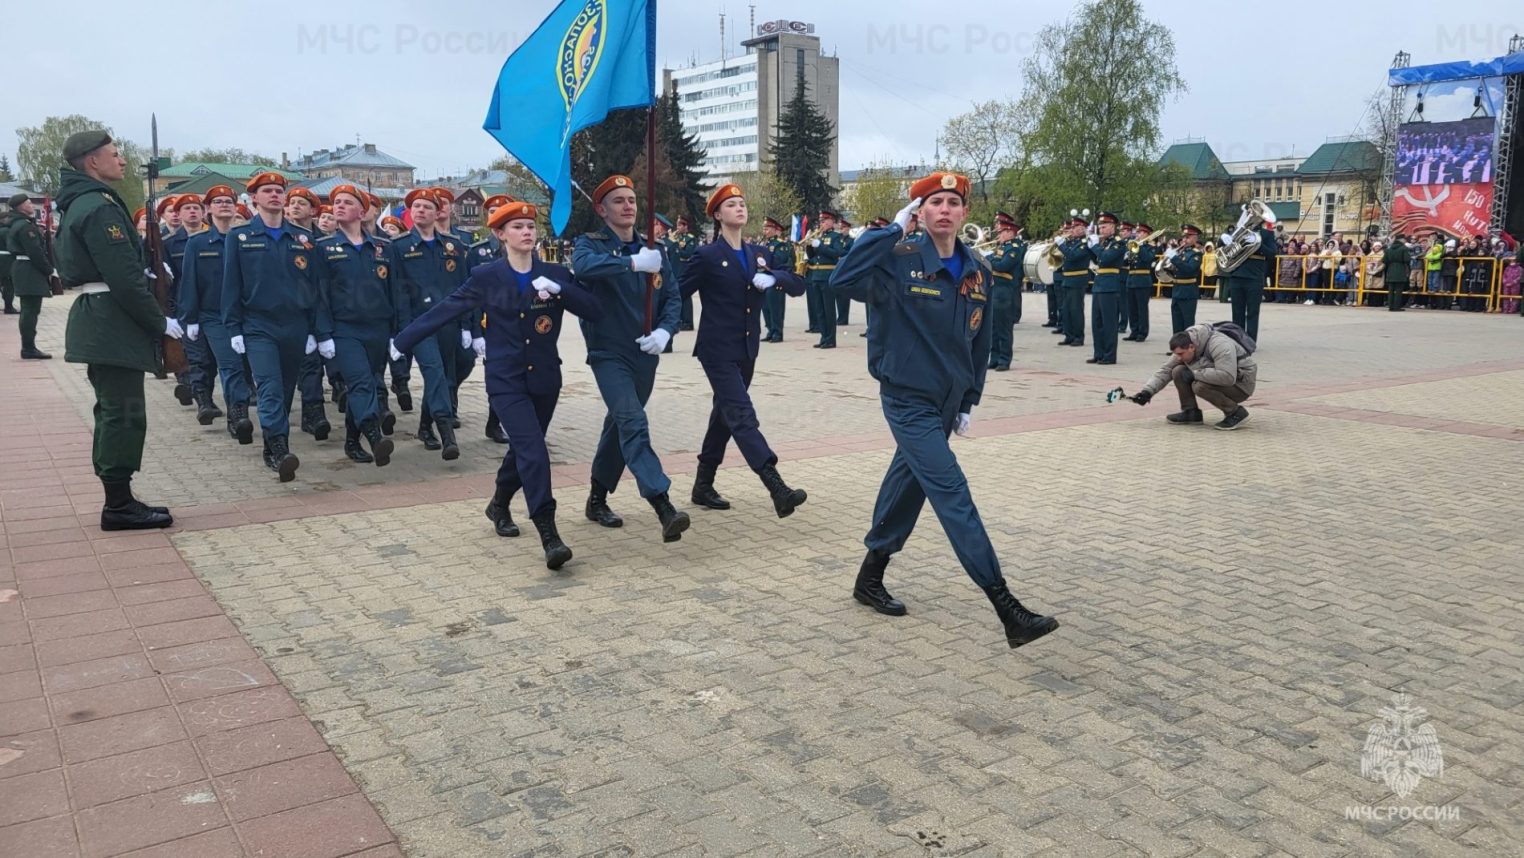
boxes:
[756,464,806,518]
[1165,408,1203,425]
[100,478,173,531]
[448,386,462,429]
[333,379,347,413]
[344,421,373,463]
[391,378,413,412]
[852,549,906,616]
[361,418,393,467]
[690,462,730,510]
[230,403,254,445]
[530,501,573,570]
[302,403,331,441]
[375,386,394,435]
[485,410,509,443]
[647,493,690,543]
[194,389,217,426]
[173,380,193,406]
[267,435,299,483]
[417,411,441,451]
[584,481,623,528]
[484,482,520,537]
[19,346,52,359]
[983,580,1059,648]
[437,419,460,461]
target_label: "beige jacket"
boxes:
[1141,323,1258,396]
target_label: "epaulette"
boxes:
[893,241,919,255]
[583,230,609,241]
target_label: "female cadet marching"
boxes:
[391,201,600,570]
[677,183,809,517]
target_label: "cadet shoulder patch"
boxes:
[104,223,128,243]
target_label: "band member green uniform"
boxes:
[1086,212,1125,364]
[1055,216,1090,347]
[6,193,54,359]
[831,171,1059,649]
[56,130,181,530]
[1166,225,1204,335]
[984,216,1023,371]
[1124,223,1156,343]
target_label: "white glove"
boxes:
[532,276,561,298]
[472,337,486,358]
[186,323,200,342]
[163,317,184,340]
[460,329,472,350]
[1086,233,1100,247]
[635,329,672,355]
[304,334,317,355]
[954,413,971,437]
[143,266,157,281]
[810,238,822,248]
[630,246,663,273]
[231,335,245,355]
[1221,232,1234,246]
[388,339,403,362]
[893,197,923,232]
[752,272,776,291]
[317,338,336,359]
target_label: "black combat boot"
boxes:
[230,403,254,445]
[1165,408,1204,425]
[485,410,508,443]
[852,549,906,616]
[344,422,373,463]
[437,418,460,461]
[983,581,1059,648]
[417,412,441,451]
[20,345,52,359]
[173,381,193,406]
[530,501,573,570]
[448,387,462,429]
[391,378,413,412]
[362,418,393,467]
[690,462,730,510]
[757,464,807,518]
[332,379,347,413]
[584,481,623,528]
[267,435,299,482]
[100,478,173,531]
[301,403,331,441]
[484,482,520,537]
[647,493,691,543]
[376,386,395,435]
[194,389,217,426]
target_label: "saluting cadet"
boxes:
[1165,224,1204,337]
[471,193,515,445]
[396,201,601,569]
[1086,212,1126,365]
[312,184,399,468]
[984,217,1022,372]
[805,210,847,348]
[831,172,1058,649]
[221,171,322,482]
[178,186,243,430]
[1125,223,1157,343]
[5,193,55,359]
[56,130,181,530]
[1056,216,1090,347]
[572,174,689,542]
[391,188,467,459]
[678,184,808,516]
[760,216,793,342]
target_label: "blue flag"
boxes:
[484,0,657,235]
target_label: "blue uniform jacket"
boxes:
[220,219,320,338]
[571,229,679,362]
[177,225,229,324]
[391,229,471,329]
[1058,238,1092,286]
[393,259,601,397]
[165,226,198,284]
[1086,237,1127,293]
[988,240,1024,284]
[1167,247,1203,299]
[679,239,806,363]
[1128,243,1157,288]
[469,236,502,269]
[312,232,403,340]
[830,225,992,413]
[1227,227,1277,282]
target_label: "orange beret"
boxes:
[133,207,146,223]
[318,205,332,216]
[286,187,320,207]
[236,204,252,219]
[155,196,177,216]
[329,184,365,205]
[380,216,404,231]
[705,183,744,218]
[488,201,538,229]
[907,171,970,202]
[592,175,634,204]
[431,187,455,205]
[173,195,203,211]
[202,185,236,205]
[246,171,287,192]
[365,192,382,209]
[404,188,437,209]
[482,194,514,214]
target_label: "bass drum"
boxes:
[1024,242,1057,286]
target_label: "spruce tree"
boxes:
[0,154,13,183]
[769,70,837,217]
[656,91,709,225]
[567,107,648,235]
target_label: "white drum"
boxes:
[1024,242,1058,286]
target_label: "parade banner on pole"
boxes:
[483,0,658,235]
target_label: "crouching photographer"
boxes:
[1129,322,1257,430]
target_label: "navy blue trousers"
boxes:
[244,319,305,441]
[589,354,670,498]
[202,319,250,411]
[331,329,387,428]
[414,327,456,427]
[184,330,218,397]
[490,389,558,517]
[698,358,775,471]
[299,352,325,408]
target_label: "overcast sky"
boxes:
[4,0,1521,181]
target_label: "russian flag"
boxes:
[790,214,808,243]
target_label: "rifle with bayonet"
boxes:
[143,113,187,374]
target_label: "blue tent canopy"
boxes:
[1389,52,1524,86]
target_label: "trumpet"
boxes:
[793,227,828,275]
[959,223,987,247]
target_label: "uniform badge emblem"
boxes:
[376,264,388,279]
[535,315,553,334]
[446,243,454,252]
[941,174,958,189]
[721,259,728,267]
[445,259,457,272]
[106,224,125,241]
[293,255,308,270]
[238,233,247,241]
[969,307,983,331]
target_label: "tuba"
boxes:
[1215,200,1277,274]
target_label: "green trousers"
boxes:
[1,274,13,308]
[87,364,148,482]
[18,295,41,350]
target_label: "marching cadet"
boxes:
[804,209,847,348]
[1165,224,1204,338]
[391,188,467,459]
[221,171,322,482]
[572,174,689,542]
[380,216,405,239]
[285,187,334,441]
[316,205,336,237]
[433,189,479,425]
[157,195,198,407]
[156,195,180,237]
[165,195,205,281]
[668,215,698,332]
[6,193,55,359]
[179,185,243,433]
[432,187,475,246]
[678,184,809,516]
[831,172,1059,648]
[312,184,399,468]
[1124,222,1157,343]
[1086,212,1126,365]
[56,130,179,529]
[760,216,794,342]
[1225,216,1275,342]
[395,201,601,569]
[471,193,515,445]
[984,217,1023,372]
[1055,215,1090,347]
[285,187,320,232]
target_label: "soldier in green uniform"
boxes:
[984,217,1023,371]
[760,216,794,342]
[6,193,55,358]
[1163,224,1204,337]
[805,210,847,348]
[0,206,16,314]
[669,215,698,331]
[56,130,182,530]
[1055,215,1091,347]
[1124,223,1158,343]
[833,218,856,327]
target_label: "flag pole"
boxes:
[643,104,657,336]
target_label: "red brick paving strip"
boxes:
[1,348,398,857]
